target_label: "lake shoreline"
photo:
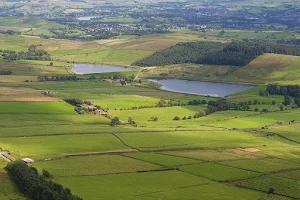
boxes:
[72,63,135,75]
[147,79,253,97]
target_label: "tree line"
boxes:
[0,70,12,75]
[6,161,82,200]
[267,85,300,98]
[134,40,300,67]
[193,99,270,119]
[1,45,50,61]
[38,76,79,82]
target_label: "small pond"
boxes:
[72,63,134,75]
[148,79,253,97]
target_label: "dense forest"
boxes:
[6,161,82,200]
[135,40,300,67]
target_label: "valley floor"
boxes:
[0,78,300,200]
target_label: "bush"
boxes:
[110,117,121,126]
[268,188,275,194]
[262,108,269,113]
[173,116,180,120]
[42,169,52,178]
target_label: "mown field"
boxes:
[1,32,300,200]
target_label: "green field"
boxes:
[0,102,74,114]
[116,130,281,150]
[180,163,261,181]
[238,175,300,199]
[219,158,300,173]
[34,155,161,176]
[124,152,201,167]
[1,133,128,159]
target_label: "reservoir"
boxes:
[77,16,100,21]
[148,79,253,97]
[72,63,134,75]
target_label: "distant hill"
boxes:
[0,16,87,39]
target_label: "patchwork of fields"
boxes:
[0,77,299,200]
[0,33,300,200]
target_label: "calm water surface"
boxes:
[72,63,134,75]
[149,79,253,97]
[77,16,100,21]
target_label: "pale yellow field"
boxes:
[0,87,61,102]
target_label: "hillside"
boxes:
[140,54,300,85]
[134,40,300,67]
[223,54,300,84]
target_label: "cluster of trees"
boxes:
[135,40,300,67]
[192,99,271,119]
[173,116,192,120]
[130,99,186,110]
[38,76,79,82]
[188,99,207,105]
[6,161,82,200]
[0,70,12,75]
[1,45,51,61]
[64,98,102,114]
[110,117,121,126]
[64,98,83,106]
[134,41,224,66]
[267,85,300,98]
[266,85,300,107]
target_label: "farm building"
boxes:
[95,109,109,116]
[82,104,97,111]
[22,158,35,164]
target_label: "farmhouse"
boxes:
[82,104,97,111]
[95,109,109,116]
[21,158,35,164]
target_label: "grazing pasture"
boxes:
[54,171,213,200]
[0,133,128,159]
[0,87,60,102]
[163,149,267,161]
[34,155,161,176]
[124,152,201,167]
[55,172,268,200]
[237,175,300,199]
[116,130,280,150]
[219,158,300,173]
[0,102,74,114]
[179,163,261,181]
